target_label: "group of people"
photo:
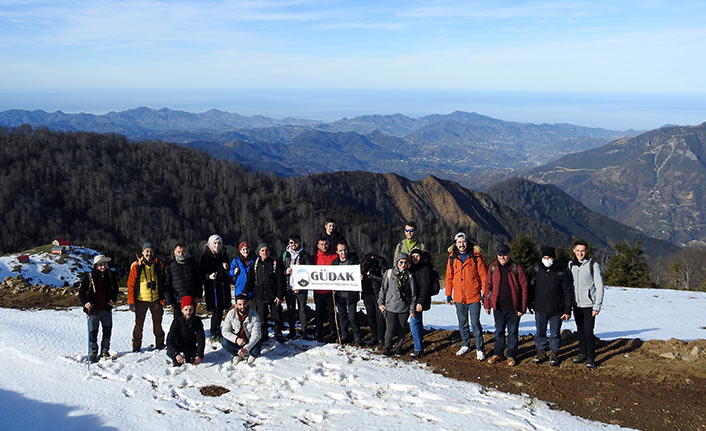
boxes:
[78,219,604,369]
[447,236,605,369]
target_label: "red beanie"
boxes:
[181,295,194,309]
[239,241,249,250]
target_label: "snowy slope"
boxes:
[426,286,706,341]
[0,307,632,431]
[0,246,99,287]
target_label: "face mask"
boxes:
[542,258,554,268]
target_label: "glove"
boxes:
[446,295,453,304]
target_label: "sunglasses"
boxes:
[404,229,415,233]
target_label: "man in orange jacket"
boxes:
[445,232,487,360]
[128,242,166,352]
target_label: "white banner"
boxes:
[291,264,362,292]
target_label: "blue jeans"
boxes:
[534,311,562,353]
[222,337,262,358]
[409,311,424,352]
[455,302,484,350]
[493,308,520,358]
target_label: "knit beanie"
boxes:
[540,246,556,259]
[181,295,194,309]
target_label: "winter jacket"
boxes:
[222,307,262,353]
[393,239,427,260]
[127,256,165,304]
[78,268,119,314]
[378,267,416,314]
[230,253,255,298]
[245,256,286,303]
[445,248,487,305]
[361,253,387,297]
[569,259,605,312]
[409,251,434,311]
[484,259,528,314]
[311,249,338,294]
[530,262,574,316]
[164,257,201,306]
[199,247,232,311]
[282,246,312,290]
[166,313,205,359]
[332,253,361,303]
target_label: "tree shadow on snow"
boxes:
[0,388,118,431]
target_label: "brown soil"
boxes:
[2,282,704,430]
[388,328,706,431]
[200,385,230,397]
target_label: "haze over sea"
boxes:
[2,89,704,131]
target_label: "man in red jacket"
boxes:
[312,236,338,341]
[484,244,528,366]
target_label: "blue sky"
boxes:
[1,1,705,128]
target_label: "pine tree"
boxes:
[604,241,652,288]
[510,233,539,271]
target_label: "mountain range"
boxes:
[525,122,706,246]
[0,107,637,189]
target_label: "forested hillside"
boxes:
[0,126,668,277]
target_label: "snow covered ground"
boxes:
[0,246,99,287]
[2,287,704,430]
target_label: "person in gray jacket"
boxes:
[378,252,416,357]
[569,240,605,369]
[222,295,263,365]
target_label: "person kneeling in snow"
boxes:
[222,295,263,365]
[166,295,205,366]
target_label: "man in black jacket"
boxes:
[245,243,286,342]
[282,234,312,339]
[360,251,387,346]
[332,242,361,344]
[166,295,205,366]
[165,243,202,312]
[79,254,120,362]
[530,246,573,366]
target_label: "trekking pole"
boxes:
[87,312,91,372]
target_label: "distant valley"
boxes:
[0,107,637,189]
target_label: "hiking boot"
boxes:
[476,350,486,361]
[506,357,517,367]
[275,333,286,343]
[549,352,560,367]
[456,345,471,356]
[533,349,547,364]
[410,350,423,359]
[572,354,587,364]
[487,354,503,365]
[100,349,111,359]
[383,348,392,357]
[89,353,99,364]
[394,348,403,357]
[231,356,243,366]
[247,355,257,365]
[586,361,597,369]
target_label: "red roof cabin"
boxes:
[52,239,71,247]
[17,255,30,263]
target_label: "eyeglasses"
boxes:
[288,241,298,245]
[397,260,408,265]
[404,229,415,233]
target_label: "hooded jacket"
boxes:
[199,246,232,311]
[530,261,574,316]
[445,247,487,305]
[409,251,434,311]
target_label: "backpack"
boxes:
[489,261,518,278]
